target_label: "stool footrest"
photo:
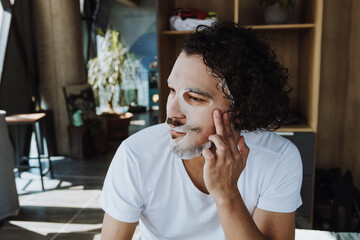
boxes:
[14,166,31,172]
[21,156,51,160]
[14,166,52,175]
[40,168,52,177]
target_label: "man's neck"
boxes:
[182,155,209,194]
[183,155,205,168]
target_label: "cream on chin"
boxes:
[170,133,212,160]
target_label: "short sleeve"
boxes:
[257,142,303,213]
[100,142,144,223]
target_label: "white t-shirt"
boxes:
[100,123,303,240]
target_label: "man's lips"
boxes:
[170,128,186,135]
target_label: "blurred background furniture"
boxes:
[0,110,20,220]
[63,83,107,159]
[5,112,54,190]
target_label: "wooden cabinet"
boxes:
[283,132,315,228]
[157,0,323,133]
[157,0,323,227]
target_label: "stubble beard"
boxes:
[167,118,211,160]
[170,136,212,159]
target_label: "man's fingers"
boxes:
[208,134,227,161]
[213,109,225,136]
[202,148,215,167]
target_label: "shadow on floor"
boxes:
[0,140,119,240]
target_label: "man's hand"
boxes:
[202,109,249,205]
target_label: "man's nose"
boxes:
[166,95,185,119]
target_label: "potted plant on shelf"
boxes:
[87,29,141,140]
[258,0,295,24]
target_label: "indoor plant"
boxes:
[258,0,295,24]
[87,29,140,139]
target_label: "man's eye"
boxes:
[169,87,175,94]
[188,95,205,103]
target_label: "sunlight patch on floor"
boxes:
[295,229,337,240]
[8,221,68,236]
[18,189,102,209]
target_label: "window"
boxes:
[0,0,13,85]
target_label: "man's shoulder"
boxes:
[242,130,295,155]
[122,123,170,153]
[112,123,173,178]
[130,123,167,136]
[242,130,302,184]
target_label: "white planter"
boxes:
[264,4,289,24]
[0,110,20,220]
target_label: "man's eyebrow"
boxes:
[184,87,213,99]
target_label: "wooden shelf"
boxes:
[114,0,139,7]
[162,30,194,35]
[277,122,314,133]
[162,23,315,35]
[246,23,315,30]
[158,1,322,130]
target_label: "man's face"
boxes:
[166,52,231,159]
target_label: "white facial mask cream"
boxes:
[167,121,212,160]
[166,88,214,159]
[179,88,214,115]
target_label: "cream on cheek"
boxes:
[168,88,226,160]
[178,88,213,128]
[173,88,213,150]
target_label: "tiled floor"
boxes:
[0,133,147,240]
[0,111,157,240]
[0,146,115,240]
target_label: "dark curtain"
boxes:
[0,0,36,160]
[82,0,111,64]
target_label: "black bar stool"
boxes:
[5,113,54,190]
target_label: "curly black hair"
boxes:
[182,21,291,131]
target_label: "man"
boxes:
[100,22,302,240]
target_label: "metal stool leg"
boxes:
[38,118,54,179]
[14,125,21,178]
[35,121,44,157]
[33,122,45,190]
[48,154,54,179]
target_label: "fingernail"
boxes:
[223,112,229,120]
[215,110,221,117]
